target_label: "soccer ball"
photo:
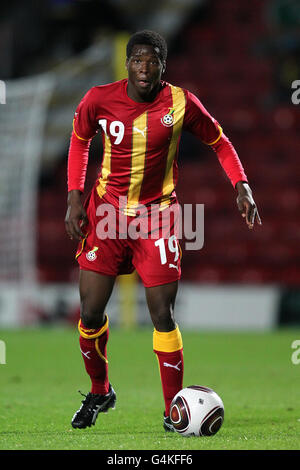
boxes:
[169,385,224,437]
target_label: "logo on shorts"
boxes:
[86,246,99,261]
[161,108,175,127]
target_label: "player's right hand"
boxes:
[65,191,88,241]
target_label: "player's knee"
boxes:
[151,307,176,332]
[80,302,106,329]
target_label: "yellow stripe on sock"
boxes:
[78,315,109,339]
[153,325,183,353]
[95,337,109,364]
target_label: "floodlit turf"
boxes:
[0,326,299,450]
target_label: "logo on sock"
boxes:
[163,360,182,371]
[80,347,91,360]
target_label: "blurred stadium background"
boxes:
[0,0,299,331]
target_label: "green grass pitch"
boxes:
[0,326,299,450]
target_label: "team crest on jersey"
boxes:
[86,246,99,261]
[161,108,175,127]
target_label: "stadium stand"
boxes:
[31,0,300,286]
[166,0,300,285]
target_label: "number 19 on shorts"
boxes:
[155,235,179,266]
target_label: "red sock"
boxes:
[153,326,184,416]
[78,316,109,395]
[155,349,184,416]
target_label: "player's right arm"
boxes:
[65,188,88,241]
[65,89,98,241]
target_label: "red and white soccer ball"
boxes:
[169,385,224,437]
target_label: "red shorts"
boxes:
[75,187,181,287]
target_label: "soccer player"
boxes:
[65,30,261,430]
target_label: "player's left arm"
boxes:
[235,181,262,230]
[210,134,262,230]
[183,90,262,229]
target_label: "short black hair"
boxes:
[126,30,167,63]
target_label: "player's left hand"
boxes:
[236,181,262,230]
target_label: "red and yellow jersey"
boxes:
[71,79,223,214]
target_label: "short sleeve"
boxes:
[73,88,98,141]
[183,90,222,145]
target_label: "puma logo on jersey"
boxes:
[169,263,179,272]
[133,126,147,138]
[163,360,182,371]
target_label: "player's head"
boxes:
[126,30,167,100]
[126,30,167,66]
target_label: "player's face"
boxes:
[126,44,165,102]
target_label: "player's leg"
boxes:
[145,280,178,331]
[79,268,115,328]
[78,269,115,395]
[71,187,130,428]
[72,270,116,429]
[146,281,184,430]
[127,203,183,429]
